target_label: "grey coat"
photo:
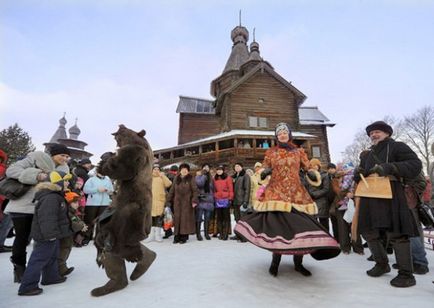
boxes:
[4,151,69,215]
[308,171,331,218]
[232,170,251,206]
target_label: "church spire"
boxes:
[248,27,262,61]
[222,16,250,73]
[69,118,81,140]
[49,113,68,143]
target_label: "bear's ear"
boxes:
[137,130,146,137]
[119,124,126,129]
[112,124,126,136]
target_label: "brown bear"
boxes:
[91,124,156,297]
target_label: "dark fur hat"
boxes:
[365,121,393,136]
[179,163,190,171]
[49,144,71,156]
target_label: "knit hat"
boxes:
[64,191,80,203]
[309,158,322,169]
[49,144,71,156]
[179,163,190,171]
[48,170,72,188]
[153,163,160,170]
[254,162,262,169]
[234,162,243,168]
[342,162,355,171]
[275,122,293,139]
[365,121,393,136]
[170,165,179,172]
[216,165,225,171]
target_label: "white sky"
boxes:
[1,1,433,163]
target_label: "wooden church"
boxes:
[154,23,334,169]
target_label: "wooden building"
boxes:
[155,24,334,169]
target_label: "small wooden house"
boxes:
[155,24,334,169]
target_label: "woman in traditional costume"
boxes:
[234,123,340,277]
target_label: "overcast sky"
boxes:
[1,0,433,163]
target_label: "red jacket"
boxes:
[213,174,234,200]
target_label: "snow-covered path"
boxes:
[1,235,433,308]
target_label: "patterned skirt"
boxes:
[234,209,341,260]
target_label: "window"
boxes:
[248,116,268,128]
[196,101,212,113]
[311,146,321,158]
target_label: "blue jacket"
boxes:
[83,175,114,206]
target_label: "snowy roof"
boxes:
[299,106,335,126]
[155,129,316,152]
[176,96,216,114]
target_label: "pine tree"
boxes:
[0,123,36,165]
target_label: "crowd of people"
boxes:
[0,120,433,296]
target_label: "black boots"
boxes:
[390,240,416,288]
[269,253,281,277]
[11,258,26,283]
[204,220,211,240]
[196,222,203,241]
[130,245,157,281]
[294,255,312,276]
[367,263,391,277]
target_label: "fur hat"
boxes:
[365,121,393,136]
[309,158,322,169]
[275,122,293,139]
[153,163,160,170]
[216,165,225,171]
[179,163,190,171]
[49,144,71,156]
[64,191,80,203]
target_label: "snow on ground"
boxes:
[1,234,433,308]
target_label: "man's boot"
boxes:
[294,255,312,276]
[204,220,211,240]
[196,222,203,241]
[269,253,281,277]
[91,254,128,297]
[390,239,416,288]
[130,244,157,281]
[366,240,391,277]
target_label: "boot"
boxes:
[390,240,416,288]
[366,240,390,277]
[11,258,26,283]
[155,227,163,242]
[220,221,228,240]
[269,253,281,277]
[294,255,312,276]
[91,253,128,297]
[196,222,203,241]
[204,220,211,240]
[163,228,173,239]
[130,245,157,281]
[144,227,156,243]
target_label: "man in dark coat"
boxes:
[307,159,331,231]
[230,163,250,241]
[356,121,422,288]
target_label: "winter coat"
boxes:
[83,174,114,206]
[195,172,215,211]
[0,149,7,212]
[152,173,172,216]
[167,174,198,235]
[307,171,331,218]
[232,169,251,206]
[4,151,69,215]
[31,183,72,241]
[213,174,234,201]
[357,138,422,236]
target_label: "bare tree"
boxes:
[341,116,402,166]
[400,106,434,178]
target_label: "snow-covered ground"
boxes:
[1,233,433,308]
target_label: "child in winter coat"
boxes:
[18,171,72,296]
[57,192,88,276]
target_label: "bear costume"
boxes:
[91,125,156,297]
